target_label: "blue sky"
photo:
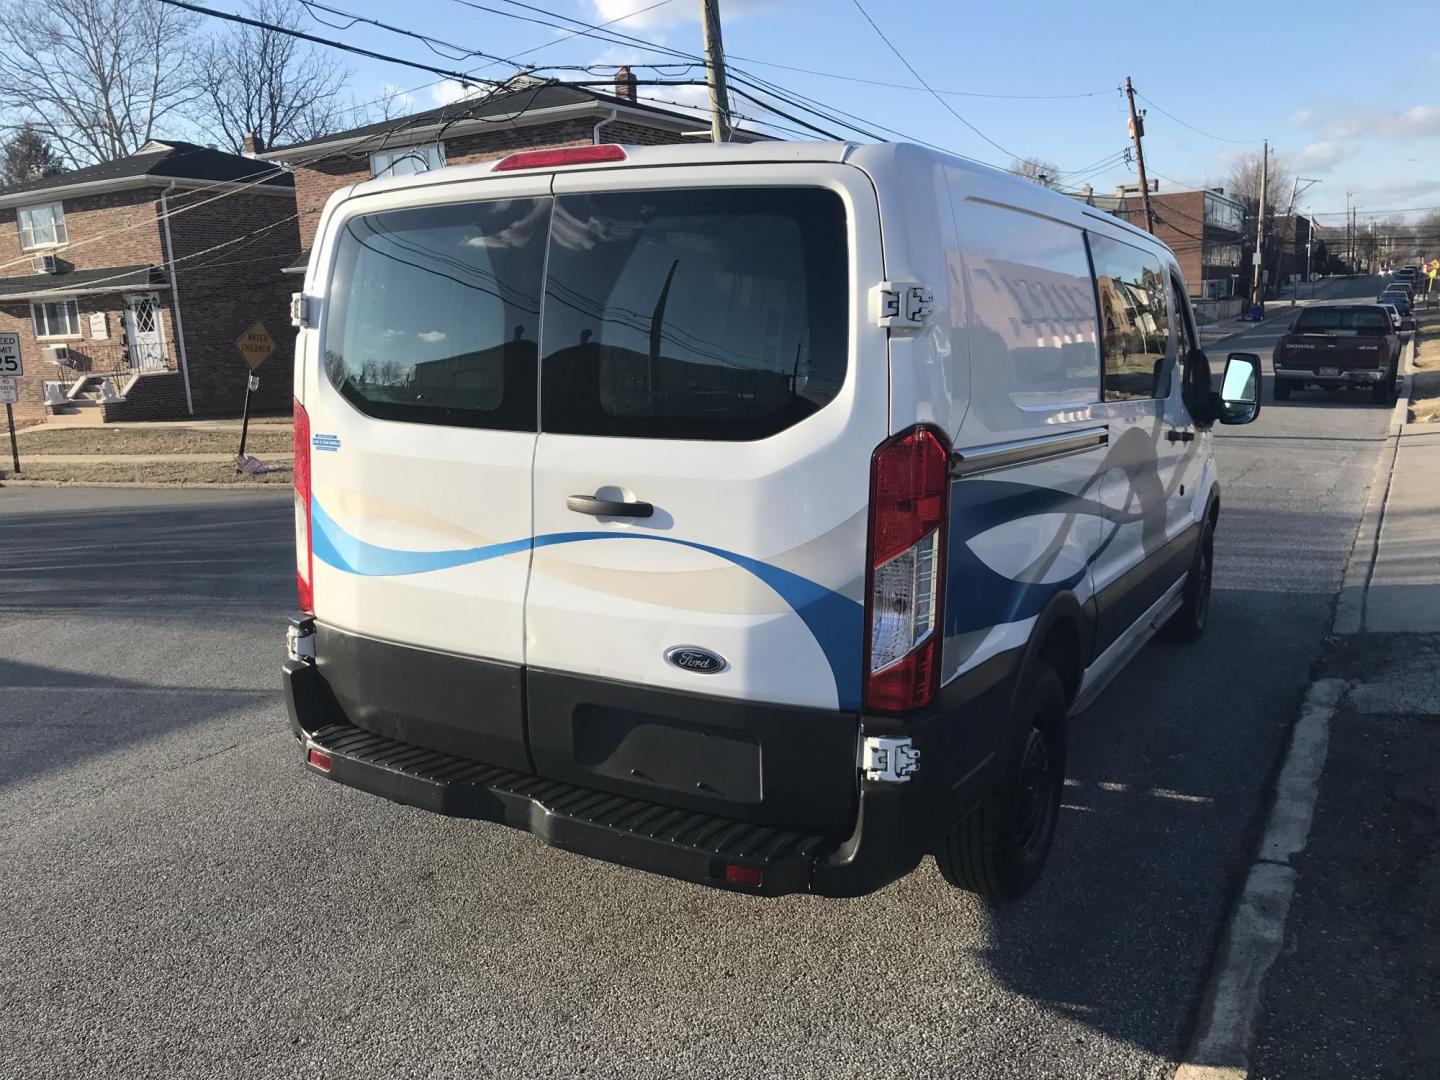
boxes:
[303,0,1440,227]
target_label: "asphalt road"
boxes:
[0,278,1395,1079]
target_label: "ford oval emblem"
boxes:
[664,645,727,675]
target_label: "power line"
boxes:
[719,55,1117,101]
[846,0,1021,163]
[1133,91,1261,146]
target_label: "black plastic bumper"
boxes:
[282,635,1014,898]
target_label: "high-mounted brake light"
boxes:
[293,397,314,615]
[492,144,627,172]
[863,425,950,713]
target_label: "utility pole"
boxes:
[699,0,731,143]
[1124,76,1155,233]
[1345,191,1354,272]
[1251,139,1268,311]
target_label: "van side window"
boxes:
[1088,233,1171,401]
[539,188,848,441]
[955,200,1099,412]
[323,198,549,430]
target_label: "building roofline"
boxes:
[0,174,293,210]
[257,93,767,163]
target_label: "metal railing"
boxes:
[38,340,170,378]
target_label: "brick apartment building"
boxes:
[258,74,767,273]
[0,141,298,424]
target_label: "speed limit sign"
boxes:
[0,332,20,376]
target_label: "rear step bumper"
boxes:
[301,716,830,896]
[281,652,1006,898]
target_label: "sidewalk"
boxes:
[1363,423,1440,632]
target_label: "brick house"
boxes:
[259,74,768,273]
[0,140,299,424]
[1072,184,1247,301]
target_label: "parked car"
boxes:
[282,140,1262,902]
[1379,302,1402,330]
[1273,304,1401,403]
[1380,289,1414,315]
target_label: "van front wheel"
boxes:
[933,664,1066,903]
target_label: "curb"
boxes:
[1332,332,1417,635]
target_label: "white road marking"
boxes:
[1175,678,1346,1080]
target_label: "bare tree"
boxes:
[1009,157,1061,188]
[1226,150,1295,222]
[194,0,352,153]
[2,125,65,186]
[0,0,201,164]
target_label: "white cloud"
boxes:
[1296,140,1351,171]
[1374,105,1440,138]
[431,80,487,107]
[418,330,447,343]
[589,0,776,32]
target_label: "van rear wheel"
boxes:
[933,664,1066,903]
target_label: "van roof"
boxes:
[342,139,1176,257]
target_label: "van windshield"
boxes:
[540,188,848,441]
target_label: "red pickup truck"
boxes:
[1272,304,1401,404]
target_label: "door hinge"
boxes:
[870,281,934,333]
[291,292,317,329]
[861,735,920,783]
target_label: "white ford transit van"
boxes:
[283,141,1261,901]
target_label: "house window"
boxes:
[17,202,67,249]
[31,299,81,338]
[370,144,445,178]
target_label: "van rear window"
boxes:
[1293,308,1391,334]
[323,199,548,430]
[539,188,848,441]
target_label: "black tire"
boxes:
[1273,379,1291,401]
[1371,376,1397,405]
[933,664,1066,903]
[1160,518,1214,644]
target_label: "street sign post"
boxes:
[0,334,20,475]
[234,321,275,463]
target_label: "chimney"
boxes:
[242,131,264,157]
[614,66,637,103]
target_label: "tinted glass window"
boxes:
[1293,307,1391,334]
[1089,233,1171,401]
[324,198,548,430]
[540,188,848,440]
[954,199,1099,415]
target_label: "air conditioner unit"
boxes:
[42,344,70,364]
[30,253,58,274]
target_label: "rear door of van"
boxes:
[523,165,888,834]
[299,175,551,772]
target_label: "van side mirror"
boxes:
[1216,353,1261,425]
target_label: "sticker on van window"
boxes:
[312,433,341,452]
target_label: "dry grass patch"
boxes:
[1411,322,1440,423]
[17,425,292,456]
[1,460,291,485]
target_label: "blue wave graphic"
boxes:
[310,500,863,710]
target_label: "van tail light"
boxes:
[293,397,314,615]
[864,425,950,713]
[492,144,627,172]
